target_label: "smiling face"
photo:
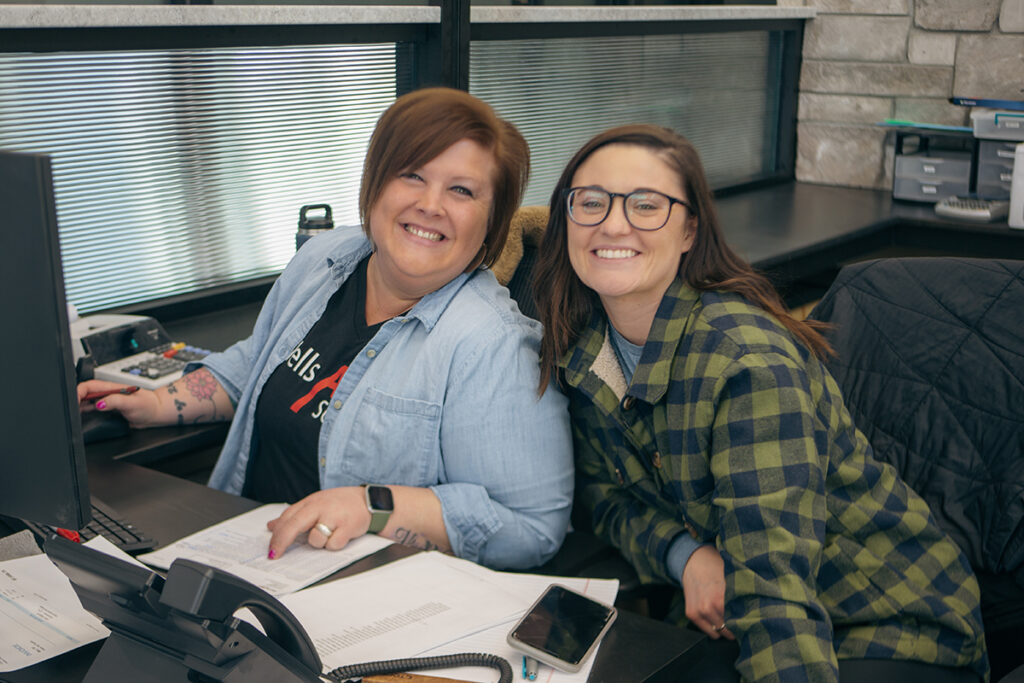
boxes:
[367,138,497,301]
[567,143,695,317]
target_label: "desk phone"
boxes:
[46,537,516,683]
[71,313,211,390]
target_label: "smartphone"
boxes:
[506,583,617,673]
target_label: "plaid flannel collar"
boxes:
[559,277,701,405]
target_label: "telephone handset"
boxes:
[45,535,322,682]
[160,559,323,675]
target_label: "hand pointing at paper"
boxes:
[265,485,451,560]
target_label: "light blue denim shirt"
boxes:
[199,225,574,570]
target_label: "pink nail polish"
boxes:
[267,549,276,560]
[96,400,106,410]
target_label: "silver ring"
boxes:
[314,522,334,538]
[713,623,726,633]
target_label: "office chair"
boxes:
[502,205,546,321]
[809,257,1024,682]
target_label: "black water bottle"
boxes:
[295,203,334,251]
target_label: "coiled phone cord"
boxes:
[323,652,512,683]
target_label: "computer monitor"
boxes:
[0,149,91,530]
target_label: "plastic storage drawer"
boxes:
[979,139,1019,163]
[893,177,969,202]
[976,140,1018,199]
[894,153,972,182]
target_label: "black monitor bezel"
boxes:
[0,148,90,529]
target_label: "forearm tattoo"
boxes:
[169,368,226,425]
[392,527,441,552]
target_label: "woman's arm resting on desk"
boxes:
[77,368,235,428]
[266,485,451,559]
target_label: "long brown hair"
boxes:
[359,87,530,271]
[534,124,831,391]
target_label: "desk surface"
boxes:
[718,182,1024,282]
[2,454,710,683]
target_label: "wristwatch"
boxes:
[363,485,394,534]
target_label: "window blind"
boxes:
[0,43,407,313]
[470,31,782,207]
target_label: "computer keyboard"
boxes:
[934,195,1010,222]
[22,498,156,555]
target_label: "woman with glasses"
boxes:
[533,124,987,682]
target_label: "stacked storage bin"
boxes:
[971,108,1024,201]
[891,129,973,203]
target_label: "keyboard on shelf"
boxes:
[934,195,1010,222]
[22,498,156,555]
[93,342,211,390]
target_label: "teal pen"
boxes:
[523,656,539,680]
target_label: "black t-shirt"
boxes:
[243,256,381,504]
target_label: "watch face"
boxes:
[366,485,394,512]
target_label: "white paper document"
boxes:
[138,503,392,596]
[0,535,161,672]
[84,534,151,568]
[0,552,107,672]
[278,551,618,683]
[279,552,526,669]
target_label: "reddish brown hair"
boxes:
[359,87,530,270]
[534,124,832,391]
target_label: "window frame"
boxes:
[0,3,807,319]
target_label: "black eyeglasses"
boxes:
[565,187,692,232]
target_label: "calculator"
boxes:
[934,195,1010,222]
[72,313,211,390]
[93,342,211,390]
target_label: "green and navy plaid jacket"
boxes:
[560,278,988,683]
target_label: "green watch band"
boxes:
[363,485,394,534]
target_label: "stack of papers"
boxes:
[138,504,393,596]
[278,552,619,683]
[0,537,125,672]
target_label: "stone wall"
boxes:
[791,0,1024,189]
